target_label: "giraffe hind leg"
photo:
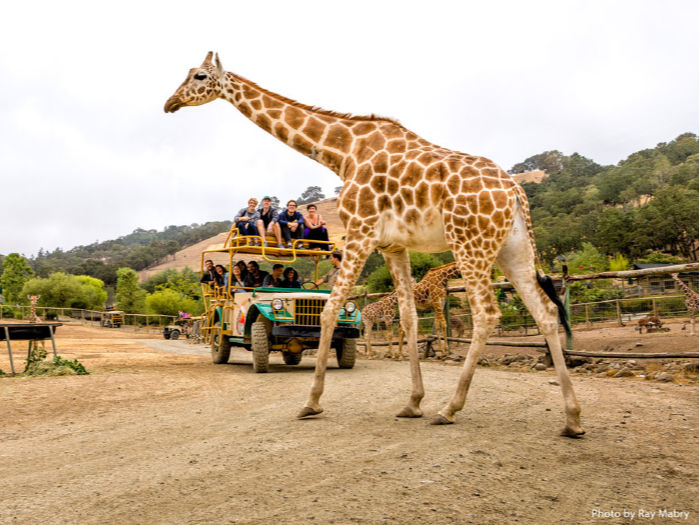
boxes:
[495,211,584,437]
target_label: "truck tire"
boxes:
[283,352,302,365]
[252,319,271,373]
[170,330,180,340]
[211,323,231,364]
[163,331,171,340]
[336,338,357,369]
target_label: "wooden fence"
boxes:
[0,306,177,332]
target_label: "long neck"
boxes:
[220,72,353,176]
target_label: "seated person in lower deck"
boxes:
[280,267,301,289]
[214,264,229,290]
[234,261,249,282]
[235,198,259,238]
[263,263,284,287]
[277,199,305,248]
[244,261,269,288]
[200,259,216,283]
[302,204,330,250]
[230,264,247,290]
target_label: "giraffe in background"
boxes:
[28,295,42,323]
[26,294,45,358]
[360,291,398,359]
[671,273,698,336]
[165,53,582,436]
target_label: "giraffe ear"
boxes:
[201,51,213,67]
[215,53,224,76]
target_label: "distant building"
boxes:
[629,264,698,296]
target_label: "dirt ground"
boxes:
[0,322,697,524]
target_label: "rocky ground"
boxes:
[0,322,697,524]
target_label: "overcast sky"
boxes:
[1,0,697,257]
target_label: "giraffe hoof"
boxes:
[297,406,324,419]
[396,406,423,418]
[429,414,454,425]
[560,426,586,438]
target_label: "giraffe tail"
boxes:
[536,272,571,339]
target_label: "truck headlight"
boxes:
[272,299,284,311]
[344,301,356,314]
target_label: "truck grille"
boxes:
[294,298,326,326]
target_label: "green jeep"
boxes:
[202,229,361,373]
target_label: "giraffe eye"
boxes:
[194,73,207,81]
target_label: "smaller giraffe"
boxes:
[671,273,698,336]
[360,292,399,359]
[400,263,462,357]
[26,295,45,357]
[27,295,42,323]
[361,264,462,360]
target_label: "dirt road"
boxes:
[0,324,697,524]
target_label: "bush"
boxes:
[146,289,199,317]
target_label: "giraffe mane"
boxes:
[228,72,405,128]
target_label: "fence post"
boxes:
[652,298,658,317]
[616,299,622,326]
[585,304,591,328]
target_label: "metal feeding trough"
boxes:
[0,322,62,376]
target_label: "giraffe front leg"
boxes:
[298,241,373,419]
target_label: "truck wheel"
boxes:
[163,331,171,340]
[336,338,357,369]
[170,330,180,340]
[211,323,231,364]
[252,319,271,373]
[283,352,302,365]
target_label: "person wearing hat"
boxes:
[254,196,284,248]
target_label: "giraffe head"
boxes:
[164,52,225,113]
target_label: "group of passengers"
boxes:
[235,196,330,249]
[201,259,301,291]
[200,251,343,295]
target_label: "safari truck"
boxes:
[101,307,123,328]
[201,228,361,373]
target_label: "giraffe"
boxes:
[165,53,584,437]
[360,291,399,359]
[671,273,698,336]
[26,294,45,357]
[398,262,462,358]
[27,295,42,323]
[362,263,460,360]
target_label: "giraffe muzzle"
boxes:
[164,97,183,113]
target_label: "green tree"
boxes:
[74,276,108,309]
[22,273,105,310]
[0,253,34,304]
[297,186,325,204]
[566,242,608,274]
[609,254,629,272]
[146,288,200,316]
[115,268,146,313]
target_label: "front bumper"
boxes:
[271,325,359,339]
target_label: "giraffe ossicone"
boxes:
[165,52,585,437]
